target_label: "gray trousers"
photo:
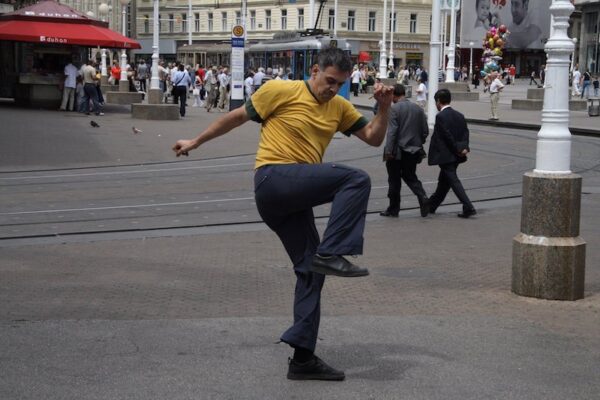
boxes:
[254,163,371,351]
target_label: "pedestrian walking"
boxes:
[172,47,394,381]
[415,78,427,109]
[204,66,218,112]
[593,75,599,97]
[572,66,581,97]
[172,63,192,117]
[529,70,539,86]
[192,74,204,107]
[244,71,254,101]
[428,89,476,218]
[351,67,361,97]
[217,67,231,111]
[380,84,430,218]
[581,70,592,99]
[137,59,148,93]
[489,71,504,120]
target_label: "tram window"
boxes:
[294,51,305,80]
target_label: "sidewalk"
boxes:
[351,78,600,136]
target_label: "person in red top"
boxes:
[110,60,121,84]
[196,64,206,84]
[509,64,516,84]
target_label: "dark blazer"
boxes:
[384,99,429,160]
[428,106,470,166]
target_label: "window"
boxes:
[169,14,174,33]
[389,12,396,33]
[410,13,417,33]
[182,13,187,33]
[368,11,376,32]
[208,12,213,32]
[236,11,241,26]
[347,10,355,31]
[298,8,304,29]
[250,10,256,30]
[585,12,598,34]
[144,15,149,33]
[195,13,200,32]
[222,11,227,31]
[281,9,287,30]
[266,9,272,30]
[328,9,335,30]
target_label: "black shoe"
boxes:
[429,205,437,214]
[458,209,477,218]
[287,356,345,381]
[418,198,430,218]
[310,255,369,277]
[379,209,399,217]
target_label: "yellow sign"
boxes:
[232,25,244,37]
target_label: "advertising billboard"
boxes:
[460,0,552,50]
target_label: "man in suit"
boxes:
[428,89,477,218]
[381,84,430,218]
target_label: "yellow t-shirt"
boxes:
[246,80,368,169]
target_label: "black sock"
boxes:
[293,347,314,363]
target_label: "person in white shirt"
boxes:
[244,71,254,101]
[572,66,581,97]
[60,61,79,111]
[253,67,265,92]
[350,67,361,97]
[217,67,231,111]
[415,78,427,109]
[489,71,504,120]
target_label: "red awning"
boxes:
[0,1,140,49]
[0,19,140,49]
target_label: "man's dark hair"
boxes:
[318,47,352,74]
[434,88,452,105]
[393,84,405,97]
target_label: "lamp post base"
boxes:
[512,172,586,300]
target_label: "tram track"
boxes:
[1,126,598,243]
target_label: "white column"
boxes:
[101,48,107,77]
[469,41,474,80]
[534,0,575,173]
[388,0,395,69]
[150,0,160,90]
[440,12,447,70]
[379,0,388,78]
[445,1,457,83]
[427,0,442,128]
[120,2,129,84]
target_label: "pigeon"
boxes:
[90,120,100,128]
[132,126,142,134]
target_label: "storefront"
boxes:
[0,0,140,108]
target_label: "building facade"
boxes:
[576,0,599,74]
[131,0,432,70]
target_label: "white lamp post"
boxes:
[469,41,474,81]
[427,0,442,127]
[119,0,131,92]
[98,2,109,22]
[98,3,109,85]
[150,0,160,92]
[379,0,388,78]
[445,0,458,83]
[388,0,395,70]
[512,0,585,301]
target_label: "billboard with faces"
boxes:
[460,0,552,50]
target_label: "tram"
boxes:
[248,34,352,99]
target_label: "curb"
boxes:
[353,103,600,137]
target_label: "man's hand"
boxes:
[459,149,469,156]
[172,139,197,157]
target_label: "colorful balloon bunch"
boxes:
[481,24,510,77]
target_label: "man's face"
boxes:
[311,65,350,103]
[511,0,527,25]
